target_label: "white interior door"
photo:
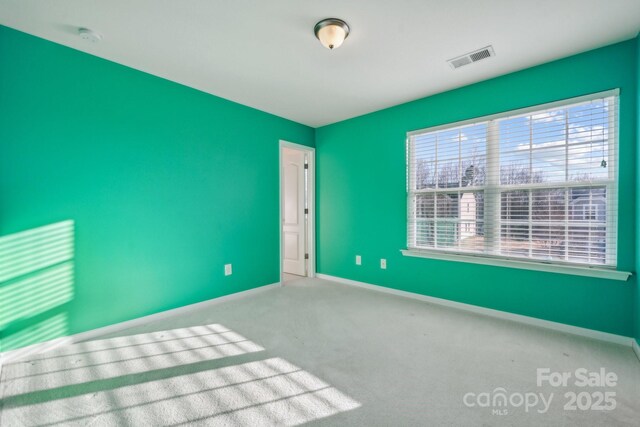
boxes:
[282,148,306,276]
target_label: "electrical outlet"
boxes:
[224,264,232,276]
[355,255,362,265]
[380,259,387,269]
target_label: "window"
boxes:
[406,91,618,268]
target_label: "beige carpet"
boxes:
[1,277,639,426]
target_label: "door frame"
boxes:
[279,140,316,283]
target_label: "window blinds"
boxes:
[407,90,618,267]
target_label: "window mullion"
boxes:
[563,111,570,262]
[458,132,463,246]
[564,111,569,181]
[564,188,569,261]
[434,134,439,248]
[485,120,500,255]
[528,117,533,259]
[528,190,532,258]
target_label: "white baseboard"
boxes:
[0,282,281,366]
[633,339,640,362]
[316,274,633,347]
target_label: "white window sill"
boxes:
[401,249,631,281]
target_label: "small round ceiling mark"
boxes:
[78,27,102,43]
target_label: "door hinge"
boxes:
[304,208,308,214]
[304,253,309,260]
[304,163,309,169]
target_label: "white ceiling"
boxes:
[1,1,639,127]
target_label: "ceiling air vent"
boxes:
[447,46,495,69]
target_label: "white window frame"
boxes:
[402,89,631,281]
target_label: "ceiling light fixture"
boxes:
[314,18,350,50]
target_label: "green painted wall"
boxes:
[1,24,638,352]
[316,39,637,337]
[635,34,640,347]
[0,26,314,351]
